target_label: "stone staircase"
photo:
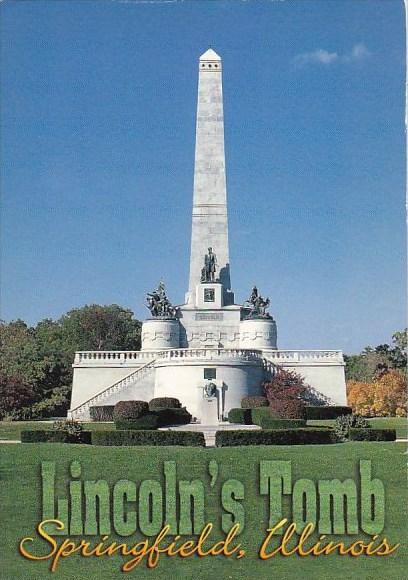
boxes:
[69,359,156,420]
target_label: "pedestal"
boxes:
[201,396,219,425]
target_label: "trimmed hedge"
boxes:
[89,406,115,422]
[115,414,160,430]
[228,408,252,424]
[92,430,205,446]
[215,428,336,447]
[349,428,396,442]
[21,430,92,444]
[251,407,271,425]
[259,417,307,430]
[305,406,352,420]
[149,397,181,410]
[241,396,269,409]
[152,407,192,426]
[114,401,149,422]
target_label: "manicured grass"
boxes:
[0,442,406,579]
[307,417,408,439]
[0,420,114,441]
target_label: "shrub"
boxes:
[53,419,84,442]
[264,369,308,419]
[305,406,352,420]
[149,397,181,410]
[89,406,115,422]
[113,401,149,423]
[115,414,159,430]
[251,407,279,425]
[152,407,192,426]
[241,396,268,409]
[259,417,306,429]
[333,414,370,442]
[349,428,396,442]
[228,408,252,424]
[21,430,92,444]
[92,430,205,446]
[216,428,336,447]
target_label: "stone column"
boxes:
[187,49,231,303]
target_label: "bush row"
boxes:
[149,397,181,410]
[216,428,336,446]
[21,430,92,444]
[152,407,191,426]
[349,428,396,441]
[91,430,205,447]
[21,427,396,446]
[258,417,307,429]
[115,408,192,430]
[115,415,160,430]
[89,398,183,423]
[305,406,352,420]
[228,408,252,425]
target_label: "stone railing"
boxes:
[69,359,157,419]
[264,350,344,363]
[157,348,262,362]
[73,351,157,366]
[73,348,344,366]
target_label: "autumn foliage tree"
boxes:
[347,370,407,417]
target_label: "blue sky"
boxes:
[1,0,406,353]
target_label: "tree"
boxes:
[345,329,407,382]
[0,372,36,419]
[59,304,141,352]
[0,320,46,386]
[347,370,407,417]
[0,305,142,419]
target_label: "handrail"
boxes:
[69,358,156,417]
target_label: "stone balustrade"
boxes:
[264,350,344,363]
[158,348,262,361]
[73,348,344,367]
[73,351,157,365]
[69,359,156,418]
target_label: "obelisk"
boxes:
[187,49,232,305]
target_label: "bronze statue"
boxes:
[244,285,271,318]
[146,281,178,318]
[204,382,217,398]
[202,247,217,283]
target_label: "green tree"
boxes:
[0,305,142,419]
[0,320,46,386]
[59,304,141,352]
[345,329,407,381]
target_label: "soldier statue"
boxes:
[244,285,271,319]
[146,281,178,318]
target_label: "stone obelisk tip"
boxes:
[199,48,221,61]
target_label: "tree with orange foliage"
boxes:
[347,370,407,417]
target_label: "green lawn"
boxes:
[0,442,406,580]
[307,417,408,439]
